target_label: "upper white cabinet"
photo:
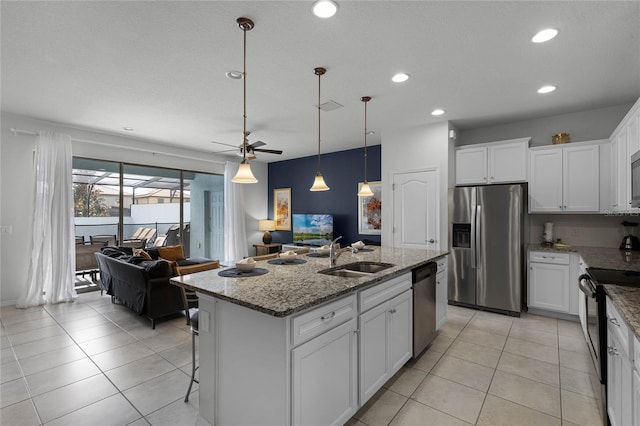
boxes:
[455,138,530,185]
[529,143,600,213]
[609,98,640,212]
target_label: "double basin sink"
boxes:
[318,261,394,278]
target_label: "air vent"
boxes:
[319,100,343,112]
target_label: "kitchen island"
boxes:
[171,246,447,426]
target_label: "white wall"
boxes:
[0,112,268,306]
[381,121,452,249]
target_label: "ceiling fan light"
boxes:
[358,181,374,197]
[232,160,258,184]
[310,172,330,191]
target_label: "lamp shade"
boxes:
[310,172,330,191]
[258,220,275,231]
[232,160,258,183]
[358,181,374,197]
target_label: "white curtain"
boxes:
[17,132,77,307]
[223,161,249,263]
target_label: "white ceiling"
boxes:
[2,1,639,162]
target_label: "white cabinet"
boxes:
[455,138,529,185]
[358,287,412,405]
[633,369,640,426]
[609,97,640,212]
[606,296,633,426]
[529,143,600,213]
[435,256,448,330]
[292,318,358,426]
[528,251,570,313]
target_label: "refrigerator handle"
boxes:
[470,205,477,269]
[475,205,481,269]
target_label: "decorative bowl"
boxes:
[552,132,570,144]
[279,252,298,263]
[235,259,256,272]
[351,241,365,250]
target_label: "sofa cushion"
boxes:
[158,244,186,261]
[101,246,133,259]
[127,257,173,279]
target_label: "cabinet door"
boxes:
[358,302,389,405]
[563,144,600,212]
[611,138,619,209]
[608,325,622,426]
[456,147,488,185]
[436,270,447,330]
[488,141,527,183]
[633,369,640,426]
[292,319,358,426]
[388,290,412,374]
[528,262,570,312]
[617,129,629,211]
[529,149,563,212]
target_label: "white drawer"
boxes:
[529,251,570,265]
[606,296,632,358]
[359,273,411,313]
[291,294,356,347]
[634,334,640,369]
[436,256,447,272]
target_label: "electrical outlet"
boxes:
[0,225,12,235]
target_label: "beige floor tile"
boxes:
[429,334,454,353]
[146,391,199,426]
[559,349,596,374]
[128,418,151,426]
[25,357,101,396]
[0,359,23,384]
[444,312,472,328]
[90,341,156,372]
[0,334,9,347]
[106,354,176,391]
[58,314,112,332]
[158,340,197,369]
[439,322,463,339]
[6,324,65,347]
[561,389,602,426]
[497,351,560,386]
[412,349,443,373]
[511,315,557,334]
[139,329,191,353]
[123,369,194,416]
[503,336,559,364]
[488,370,561,418]
[45,307,101,323]
[431,355,495,392]
[12,334,75,359]
[0,307,49,325]
[45,393,141,426]
[345,419,368,426]
[446,339,502,368]
[385,367,427,397]
[457,327,507,350]
[467,317,512,336]
[508,326,558,347]
[0,347,15,365]
[79,330,137,356]
[560,367,597,398]
[389,399,471,426]
[472,310,514,325]
[557,320,583,339]
[32,374,118,423]
[446,305,476,319]
[559,334,590,354]
[66,322,123,343]
[356,389,407,426]
[0,399,40,426]
[477,394,561,426]
[412,374,485,424]
[2,314,54,331]
[0,377,30,409]
[18,345,86,376]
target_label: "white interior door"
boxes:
[392,169,439,249]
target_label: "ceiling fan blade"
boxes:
[253,148,283,155]
[248,140,266,149]
[211,141,238,148]
[211,148,240,154]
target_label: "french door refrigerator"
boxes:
[448,184,527,315]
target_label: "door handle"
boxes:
[428,239,435,243]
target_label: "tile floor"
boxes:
[1,293,603,426]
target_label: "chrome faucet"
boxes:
[329,236,354,266]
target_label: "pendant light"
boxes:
[232,17,258,184]
[357,96,374,197]
[310,67,330,191]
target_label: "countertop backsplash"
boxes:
[529,214,640,248]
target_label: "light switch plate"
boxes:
[200,310,210,333]
[0,226,12,235]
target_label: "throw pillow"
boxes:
[133,248,152,259]
[158,244,186,261]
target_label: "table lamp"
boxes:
[258,220,276,244]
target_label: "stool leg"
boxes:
[185,330,197,402]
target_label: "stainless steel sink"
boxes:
[318,262,395,278]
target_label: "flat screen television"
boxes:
[292,214,334,246]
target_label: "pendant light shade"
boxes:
[232,17,258,184]
[310,67,330,191]
[357,96,374,197]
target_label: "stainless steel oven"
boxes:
[578,273,602,378]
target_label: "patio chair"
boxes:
[75,242,105,281]
[90,234,117,247]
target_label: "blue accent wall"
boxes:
[268,145,381,246]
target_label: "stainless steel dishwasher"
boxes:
[412,262,437,357]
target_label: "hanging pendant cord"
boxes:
[364,99,368,182]
[242,25,248,162]
[317,71,321,173]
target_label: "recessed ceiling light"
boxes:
[431,108,445,116]
[225,70,243,80]
[123,127,134,131]
[532,28,558,43]
[392,73,410,83]
[312,0,338,18]
[537,85,557,94]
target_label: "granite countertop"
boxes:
[528,244,640,272]
[171,246,448,318]
[604,285,640,342]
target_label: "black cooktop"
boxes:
[588,268,640,286]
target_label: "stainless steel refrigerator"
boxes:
[448,184,527,315]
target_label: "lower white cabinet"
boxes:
[436,256,448,330]
[292,318,358,426]
[528,252,570,312]
[633,369,640,426]
[606,296,633,426]
[358,289,412,405]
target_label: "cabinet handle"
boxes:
[428,239,436,243]
[321,312,336,321]
[610,317,620,327]
[559,206,563,209]
[389,308,397,314]
[483,177,487,181]
[608,345,619,356]
[437,280,440,285]
[353,329,359,336]
[563,205,567,209]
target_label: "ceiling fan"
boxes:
[211,132,283,160]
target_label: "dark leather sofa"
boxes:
[95,252,184,328]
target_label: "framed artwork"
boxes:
[274,188,291,231]
[358,181,382,235]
